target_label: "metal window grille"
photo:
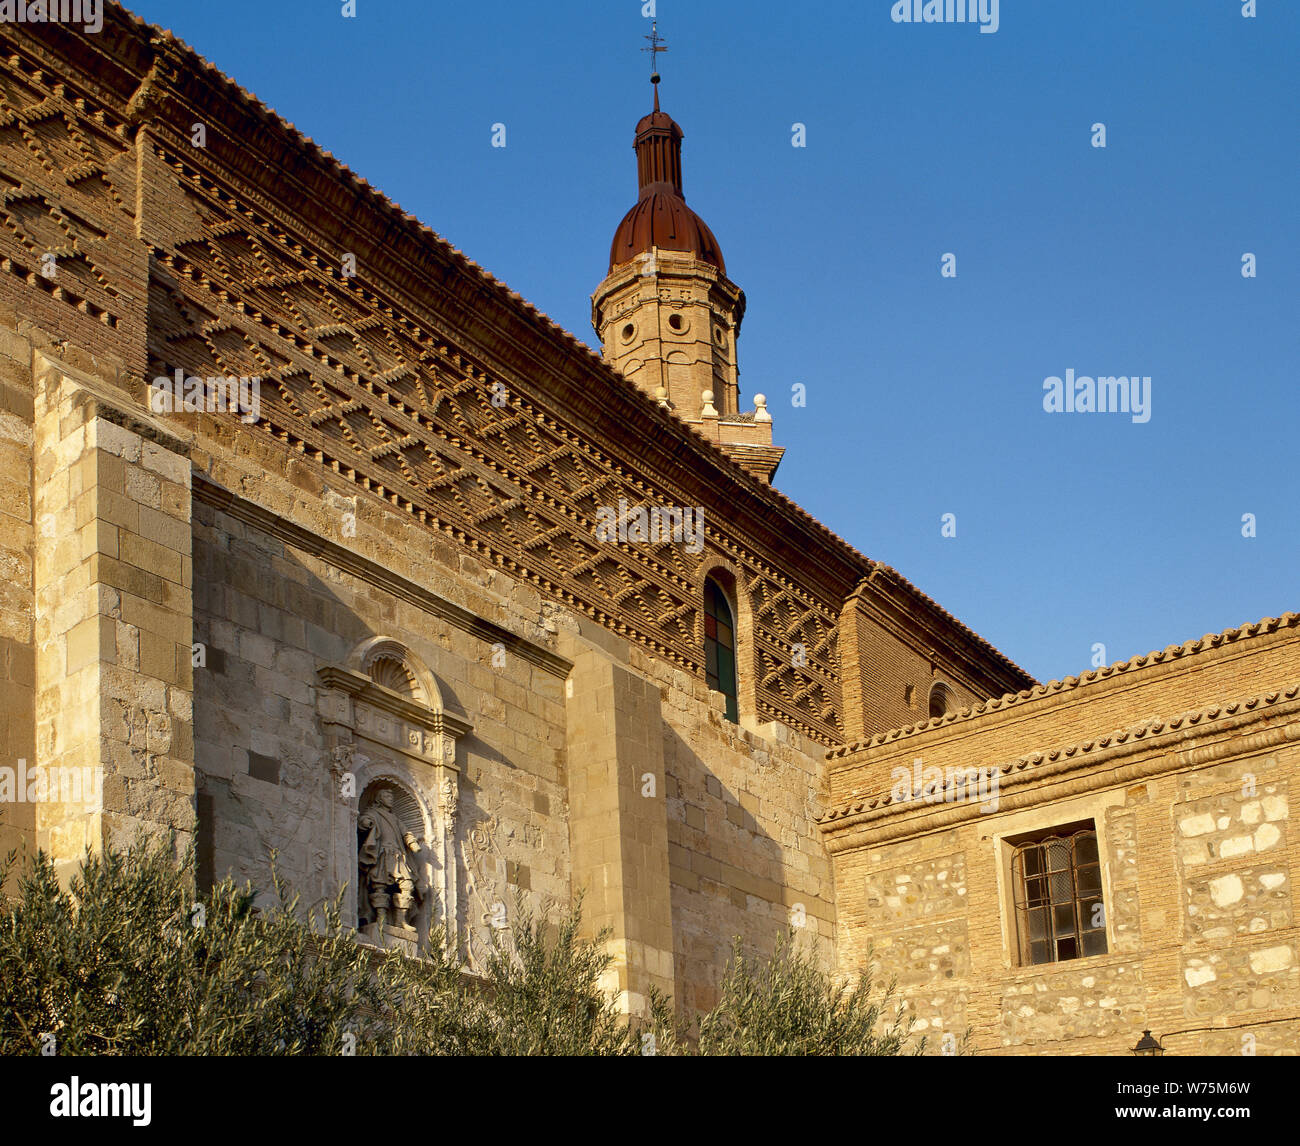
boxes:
[1011,829,1108,965]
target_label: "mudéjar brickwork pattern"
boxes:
[0,10,1028,748]
[1,5,1294,1056]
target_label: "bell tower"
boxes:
[592,32,783,483]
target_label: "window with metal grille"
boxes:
[1011,826,1107,965]
[703,578,738,723]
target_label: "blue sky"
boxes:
[126,0,1298,684]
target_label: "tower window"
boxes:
[1011,825,1107,966]
[668,312,684,331]
[621,322,636,342]
[703,578,738,723]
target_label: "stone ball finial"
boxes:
[654,384,671,409]
[701,389,718,417]
[754,393,771,423]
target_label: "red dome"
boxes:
[607,97,725,274]
[609,186,725,273]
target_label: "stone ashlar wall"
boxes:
[186,401,838,1014]
[0,322,35,863]
[190,481,572,971]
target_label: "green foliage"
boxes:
[0,838,449,1055]
[459,892,663,1055]
[694,929,924,1056]
[0,840,920,1057]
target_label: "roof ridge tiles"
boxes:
[819,680,1300,821]
[827,611,1300,759]
[98,5,1031,683]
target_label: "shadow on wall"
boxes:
[189,496,568,971]
[661,719,808,1018]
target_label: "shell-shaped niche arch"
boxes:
[350,637,446,712]
[368,655,419,700]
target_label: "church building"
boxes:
[0,7,1294,1054]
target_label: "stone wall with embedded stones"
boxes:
[824,638,1300,1056]
[1176,773,1294,1028]
[1000,958,1147,1046]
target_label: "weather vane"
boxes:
[642,20,668,87]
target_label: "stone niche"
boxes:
[316,637,471,955]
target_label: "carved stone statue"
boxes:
[357,789,426,932]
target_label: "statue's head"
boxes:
[376,789,394,809]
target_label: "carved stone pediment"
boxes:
[316,648,471,956]
[316,664,472,741]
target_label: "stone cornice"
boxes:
[194,475,572,680]
[35,351,192,460]
[315,665,473,741]
[819,684,1300,852]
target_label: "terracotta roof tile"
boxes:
[820,681,1300,822]
[113,5,1032,684]
[828,611,1300,760]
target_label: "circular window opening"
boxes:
[668,313,684,332]
[620,322,635,342]
[713,327,726,345]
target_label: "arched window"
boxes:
[928,681,954,720]
[704,577,739,723]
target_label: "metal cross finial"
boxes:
[642,20,668,82]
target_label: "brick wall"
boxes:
[825,629,1300,1055]
[830,616,1300,806]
